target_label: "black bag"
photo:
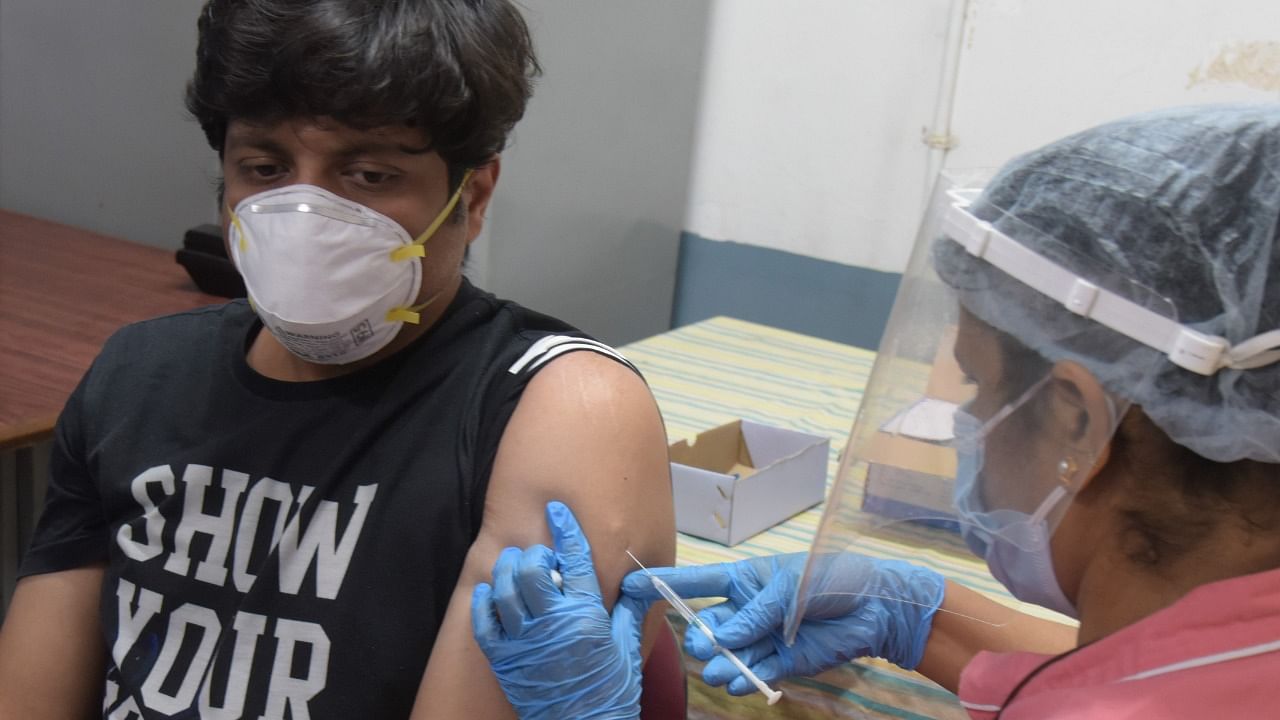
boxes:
[175,224,246,298]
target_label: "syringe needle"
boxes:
[625,549,651,575]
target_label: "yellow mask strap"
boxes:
[228,206,248,253]
[386,290,443,325]
[390,168,475,263]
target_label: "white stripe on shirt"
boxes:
[507,335,633,375]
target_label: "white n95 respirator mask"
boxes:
[227,175,468,365]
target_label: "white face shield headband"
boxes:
[941,188,1280,377]
[227,171,471,365]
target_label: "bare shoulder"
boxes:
[483,347,673,576]
[511,344,654,406]
[410,348,674,719]
[508,348,661,439]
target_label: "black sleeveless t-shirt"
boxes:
[20,279,635,719]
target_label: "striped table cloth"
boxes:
[622,316,1063,720]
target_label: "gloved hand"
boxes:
[472,501,650,720]
[621,552,945,697]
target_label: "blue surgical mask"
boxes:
[952,409,1078,618]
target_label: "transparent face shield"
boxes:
[785,170,1179,640]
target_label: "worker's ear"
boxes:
[1046,360,1117,492]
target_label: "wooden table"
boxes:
[0,209,222,450]
[0,209,221,614]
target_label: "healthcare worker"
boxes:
[472,103,1280,719]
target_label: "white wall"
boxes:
[685,0,1280,274]
[946,0,1280,171]
[684,0,953,273]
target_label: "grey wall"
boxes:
[0,1,217,249]
[479,0,710,345]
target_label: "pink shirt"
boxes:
[958,567,1280,718]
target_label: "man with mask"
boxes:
[0,2,676,718]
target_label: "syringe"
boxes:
[626,551,783,705]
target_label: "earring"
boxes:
[1056,457,1077,485]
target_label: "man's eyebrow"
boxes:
[224,134,290,155]
[337,140,433,158]
[223,130,432,158]
[395,143,432,155]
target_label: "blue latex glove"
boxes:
[472,501,650,720]
[621,552,945,697]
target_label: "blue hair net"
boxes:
[937,104,1280,464]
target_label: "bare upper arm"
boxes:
[410,351,675,719]
[0,565,106,720]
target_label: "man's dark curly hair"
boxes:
[186,0,540,190]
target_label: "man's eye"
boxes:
[357,171,393,185]
[248,163,283,179]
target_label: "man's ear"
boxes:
[1048,360,1117,491]
[463,157,500,243]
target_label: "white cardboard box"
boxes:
[669,419,829,546]
[860,326,968,532]
[861,409,961,531]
